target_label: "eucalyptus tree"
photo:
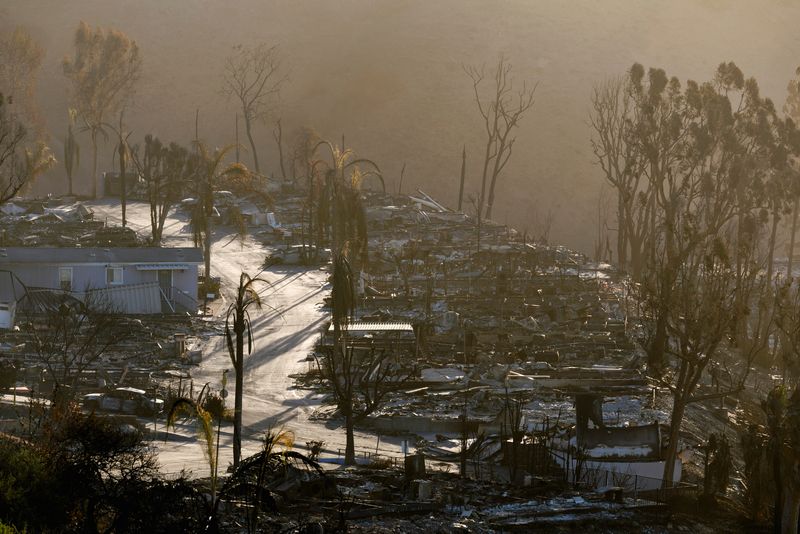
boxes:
[615,62,791,369]
[780,388,800,533]
[589,75,647,275]
[776,284,800,390]
[757,386,800,533]
[0,28,52,198]
[611,62,797,487]
[0,26,44,133]
[784,66,800,276]
[225,271,265,467]
[0,94,33,203]
[626,64,692,371]
[0,92,55,202]
[63,21,141,198]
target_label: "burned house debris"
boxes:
[6,5,800,530]
[299,188,702,500]
[0,187,786,532]
[552,393,681,491]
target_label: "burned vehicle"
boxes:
[82,386,164,417]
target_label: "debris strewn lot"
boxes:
[0,188,771,532]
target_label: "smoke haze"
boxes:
[5,0,800,253]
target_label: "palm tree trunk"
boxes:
[244,115,260,175]
[119,136,127,228]
[233,345,243,467]
[204,218,212,281]
[91,130,99,199]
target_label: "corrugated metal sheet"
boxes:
[0,247,202,264]
[86,282,161,314]
[135,264,191,271]
[327,321,414,333]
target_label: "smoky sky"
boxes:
[5,0,800,254]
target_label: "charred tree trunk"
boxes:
[233,322,244,467]
[274,119,287,181]
[118,131,127,228]
[662,397,686,488]
[91,130,99,199]
[244,114,260,175]
[768,211,780,285]
[788,197,799,279]
[617,193,627,271]
[344,404,355,466]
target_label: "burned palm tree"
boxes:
[166,385,228,532]
[64,108,80,196]
[165,386,219,499]
[190,141,236,281]
[219,429,328,533]
[225,271,266,468]
[325,254,357,465]
[311,139,382,262]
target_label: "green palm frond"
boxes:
[166,397,216,478]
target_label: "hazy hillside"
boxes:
[4,0,800,253]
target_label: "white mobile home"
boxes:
[0,247,202,314]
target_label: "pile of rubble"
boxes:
[321,189,658,440]
[0,311,210,409]
[256,461,742,533]
[0,198,143,247]
[293,187,756,531]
